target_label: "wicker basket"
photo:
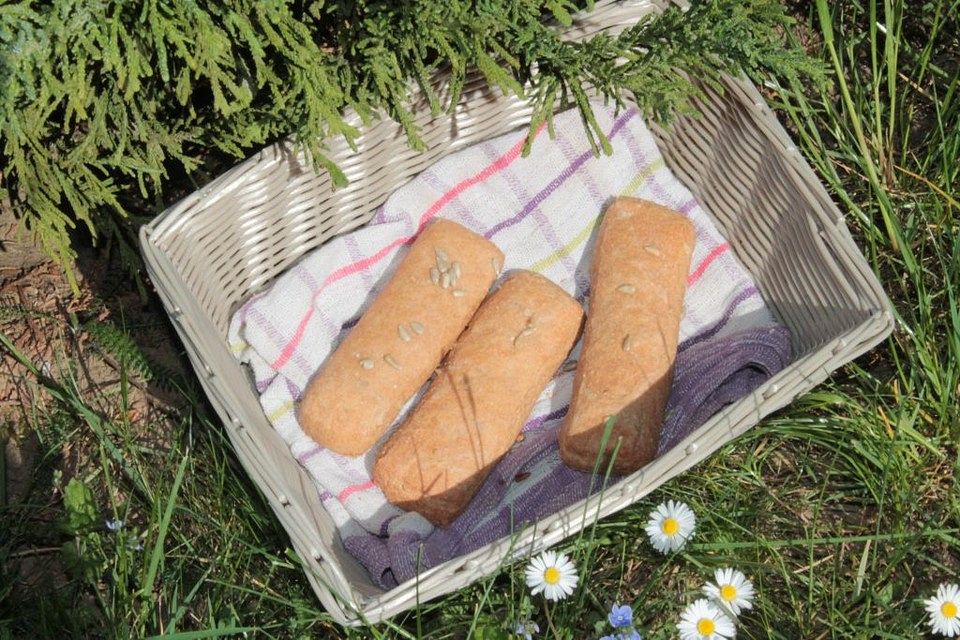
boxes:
[139,0,893,626]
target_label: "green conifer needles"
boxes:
[0,0,819,285]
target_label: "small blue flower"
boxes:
[105,518,123,532]
[608,603,633,629]
[514,619,540,640]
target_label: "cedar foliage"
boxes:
[0,0,820,286]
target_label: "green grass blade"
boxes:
[141,451,189,596]
[144,628,255,640]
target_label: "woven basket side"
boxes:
[650,78,881,356]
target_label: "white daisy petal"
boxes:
[703,567,755,617]
[524,550,579,601]
[645,500,697,554]
[677,599,736,640]
[925,583,960,637]
[525,556,546,591]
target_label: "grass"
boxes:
[1,0,958,637]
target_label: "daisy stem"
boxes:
[542,598,561,639]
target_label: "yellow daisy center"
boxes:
[697,618,716,636]
[942,601,958,619]
[661,517,679,536]
[543,566,561,585]
[720,584,737,601]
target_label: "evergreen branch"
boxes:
[0,0,820,286]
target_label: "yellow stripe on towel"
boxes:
[267,400,295,422]
[529,159,665,274]
[619,158,665,196]
[529,215,602,273]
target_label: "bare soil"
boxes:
[1,202,188,596]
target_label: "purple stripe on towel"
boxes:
[499,137,582,280]
[344,235,377,290]
[483,109,637,240]
[285,378,302,401]
[296,264,341,354]
[522,406,569,433]
[298,445,323,465]
[379,515,398,537]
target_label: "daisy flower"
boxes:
[703,567,755,617]
[524,550,578,601]
[645,500,696,554]
[925,583,960,637]
[677,599,736,640]
[608,603,633,628]
[514,619,540,639]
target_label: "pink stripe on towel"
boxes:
[339,480,376,502]
[688,243,730,286]
[270,128,541,370]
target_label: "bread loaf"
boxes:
[559,197,695,474]
[374,270,584,526]
[297,219,504,456]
